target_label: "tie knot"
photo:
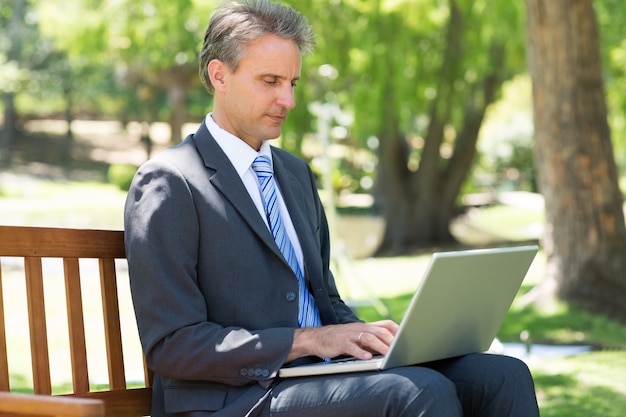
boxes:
[252,155,273,178]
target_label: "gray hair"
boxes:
[199,0,316,94]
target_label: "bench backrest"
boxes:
[0,226,151,417]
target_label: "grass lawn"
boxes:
[1,175,625,416]
[0,174,126,229]
[532,351,626,417]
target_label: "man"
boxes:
[124,1,540,416]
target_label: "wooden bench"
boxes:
[0,226,152,417]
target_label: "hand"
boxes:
[287,320,399,363]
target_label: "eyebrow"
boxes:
[259,73,300,82]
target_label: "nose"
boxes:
[276,85,296,109]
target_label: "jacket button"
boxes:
[240,368,248,376]
[286,291,297,302]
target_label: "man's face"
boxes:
[211,34,301,150]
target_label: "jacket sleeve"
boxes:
[124,156,293,386]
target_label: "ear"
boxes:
[208,59,228,93]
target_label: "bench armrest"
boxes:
[0,392,104,417]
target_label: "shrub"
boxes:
[107,163,138,191]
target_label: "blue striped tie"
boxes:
[252,155,322,328]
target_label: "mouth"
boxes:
[267,114,287,124]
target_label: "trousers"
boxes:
[258,353,539,417]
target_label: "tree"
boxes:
[34,0,126,162]
[0,0,28,166]
[374,0,511,254]
[296,0,526,254]
[1,0,73,166]
[105,0,206,144]
[37,0,211,146]
[525,0,626,322]
[596,0,626,171]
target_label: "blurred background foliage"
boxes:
[0,0,626,180]
[2,0,625,184]
[1,0,625,248]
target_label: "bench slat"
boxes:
[99,258,127,390]
[64,257,91,394]
[25,256,53,395]
[0,266,9,391]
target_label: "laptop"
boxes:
[279,245,538,378]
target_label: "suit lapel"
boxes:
[273,153,338,324]
[272,154,315,260]
[190,123,283,261]
[272,154,324,284]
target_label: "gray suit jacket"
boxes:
[124,122,360,416]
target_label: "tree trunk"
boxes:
[1,93,16,167]
[525,0,626,322]
[0,0,27,167]
[375,1,505,255]
[168,83,186,144]
[163,66,191,144]
[62,81,74,165]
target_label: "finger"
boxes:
[361,323,396,346]
[368,320,400,335]
[356,331,392,356]
[346,332,376,360]
[311,323,396,360]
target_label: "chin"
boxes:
[264,130,282,141]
